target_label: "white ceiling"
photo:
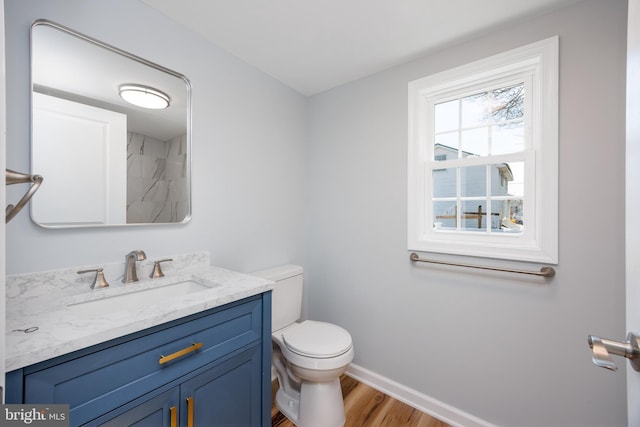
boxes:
[140,0,582,96]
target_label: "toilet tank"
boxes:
[252,264,303,332]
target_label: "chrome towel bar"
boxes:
[6,169,43,223]
[409,252,555,278]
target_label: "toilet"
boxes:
[252,265,354,427]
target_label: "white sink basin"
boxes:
[67,279,218,316]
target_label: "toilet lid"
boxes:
[283,320,352,358]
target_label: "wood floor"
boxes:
[271,375,451,427]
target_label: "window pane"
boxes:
[461,201,488,231]
[429,83,529,235]
[506,161,524,197]
[461,165,486,197]
[498,199,524,233]
[432,168,456,198]
[489,200,504,229]
[492,83,524,122]
[490,161,524,197]
[433,201,457,229]
[434,132,458,155]
[491,163,509,196]
[461,92,488,127]
[492,122,525,155]
[434,100,459,133]
[461,128,488,157]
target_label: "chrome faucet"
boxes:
[123,250,147,283]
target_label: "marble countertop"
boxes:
[5,251,273,371]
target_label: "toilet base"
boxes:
[275,377,345,427]
[298,377,346,427]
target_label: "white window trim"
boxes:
[408,37,558,264]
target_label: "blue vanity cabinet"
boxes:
[179,344,262,427]
[6,292,272,427]
[88,345,261,427]
[90,387,180,427]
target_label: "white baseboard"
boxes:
[345,363,495,427]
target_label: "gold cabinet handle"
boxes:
[169,406,177,427]
[186,396,194,427]
[159,342,203,365]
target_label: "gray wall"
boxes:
[4,0,308,275]
[306,0,628,426]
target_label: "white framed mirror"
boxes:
[30,19,191,228]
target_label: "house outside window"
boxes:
[408,37,558,263]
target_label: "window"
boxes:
[408,37,558,263]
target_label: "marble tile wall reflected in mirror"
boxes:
[126,132,188,223]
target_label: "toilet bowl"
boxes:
[252,265,354,427]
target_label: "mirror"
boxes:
[30,20,191,228]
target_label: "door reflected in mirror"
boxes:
[30,20,191,228]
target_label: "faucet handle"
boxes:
[77,268,110,289]
[150,258,173,278]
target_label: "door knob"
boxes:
[587,332,640,372]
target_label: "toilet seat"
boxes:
[273,320,354,371]
[283,320,352,358]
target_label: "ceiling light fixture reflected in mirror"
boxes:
[119,84,170,109]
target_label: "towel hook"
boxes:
[6,169,43,223]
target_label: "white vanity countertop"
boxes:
[5,251,273,371]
